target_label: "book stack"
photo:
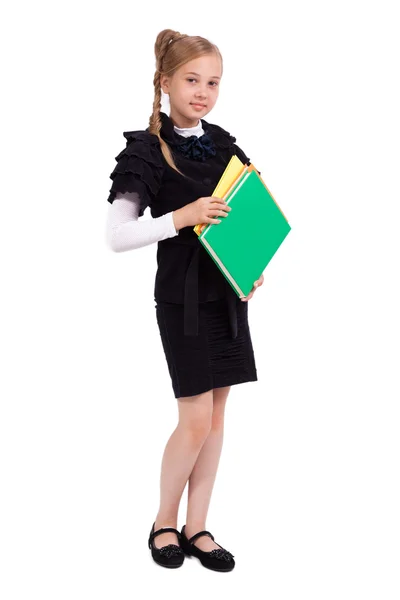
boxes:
[193,155,291,298]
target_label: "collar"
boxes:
[173,120,204,138]
[158,111,207,144]
[157,111,237,150]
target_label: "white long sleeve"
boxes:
[106,191,179,252]
[106,118,205,252]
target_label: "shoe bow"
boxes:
[158,544,183,558]
[208,548,235,562]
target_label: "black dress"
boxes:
[155,297,257,398]
[108,111,259,398]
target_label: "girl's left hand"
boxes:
[241,273,264,302]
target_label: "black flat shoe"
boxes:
[148,522,185,568]
[180,525,235,572]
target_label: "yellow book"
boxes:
[193,155,246,236]
[194,156,288,236]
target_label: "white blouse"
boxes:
[106,119,205,252]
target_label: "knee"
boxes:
[181,412,213,446]
[211,411,225,431]
[177,389,215,445]
[211,387,230,430]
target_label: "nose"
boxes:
[195,84,208,100]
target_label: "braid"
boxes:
[148,28,219,178]
[149,70,162,136]
[150,29,187,135]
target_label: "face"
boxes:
[160,54,222,128]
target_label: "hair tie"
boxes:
[168,34,182,45]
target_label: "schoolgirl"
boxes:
[106,28,264,571]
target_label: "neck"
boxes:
[174,121,201,131]
[169,110,201,129]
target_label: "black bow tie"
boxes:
[172,133,216,161]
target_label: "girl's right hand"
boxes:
[175,196,231,229]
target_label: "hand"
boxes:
[241,273,264,302]
[173,196,231,230]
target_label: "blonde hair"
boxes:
[149,29,223,177]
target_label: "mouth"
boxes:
[191,103,206,108]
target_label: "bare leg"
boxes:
[153,389,214,548]
[184,386,231,552]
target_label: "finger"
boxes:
[210,207,230,217]
[242,291,253,302]
[211,202,230,214]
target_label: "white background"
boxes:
[1,0,399,597]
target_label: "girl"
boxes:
[106,29,264,571]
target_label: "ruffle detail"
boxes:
[107,130,164,217]
[201,122,252,167]
[204,122,238,150]
[199,119,251,166]
[232,143,251,166]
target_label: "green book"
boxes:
[198,169,291,298]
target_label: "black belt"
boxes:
[183,245,238,339]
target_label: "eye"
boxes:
[187,78,218,86]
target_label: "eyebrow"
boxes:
[185,71,221,80]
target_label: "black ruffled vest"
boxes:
[107,111,251,338]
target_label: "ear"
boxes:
[160,75,170,94]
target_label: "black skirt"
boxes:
[155,296,258,398]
